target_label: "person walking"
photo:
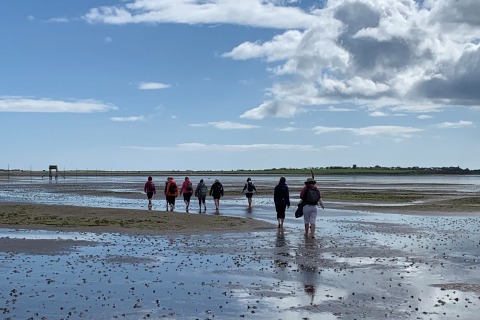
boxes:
[194,179,208,213]
[164,177,178,211]
[180,176,193,212]
[144,176,156,210]
[242,177,257,208]
[274,176,290,228]
[299,177,324,239]
[209,179,224,210]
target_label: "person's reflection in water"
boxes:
[274,229,289,270]
[296,238,321,305]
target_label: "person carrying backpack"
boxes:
[194,179,208,213]
[144,176,156,210]
[299,177,324,239]
[180,176,193,212]
[209,179,224,210]
[242,177,257,208]
[164,177,178,211]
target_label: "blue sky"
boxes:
[1,0,479,171]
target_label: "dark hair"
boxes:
[247,177,251,182]
[279,176,286,183]
[148,176,152,181]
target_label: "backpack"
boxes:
[146,181,155,193]
[305,187,320,205]
[186,183,193,192]
[168,182,177,194]
[199,184,208,197]
[247,182,254,192]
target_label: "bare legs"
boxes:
[247,197,253,208]
[198,198,206,213]
[304,223,316,238]
[277,218,284,228]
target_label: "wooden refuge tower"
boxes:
[49,165,58,180]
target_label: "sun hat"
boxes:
[304,177,316,184]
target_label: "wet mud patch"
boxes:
[0,237,95,255]
[104,255,157,264]
[431,283,480,293]
[340,220,422,235]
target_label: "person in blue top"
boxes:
[274,176,290,228]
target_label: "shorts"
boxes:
[275,204,287,219]
[166,195,176,205]
[146,192,154,199]
[303,204,317,224]
[245,192,253,198]
[183,193,192,201]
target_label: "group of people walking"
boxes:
[144,176,226,212]
[144,175,324,238]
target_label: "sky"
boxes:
[1,0,479,171]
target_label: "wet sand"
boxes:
[1,177,480,319]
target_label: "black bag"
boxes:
[306,188,320,205]
[295,203,304,218]
[168,183,177,194]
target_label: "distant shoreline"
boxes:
[1,166,480,177]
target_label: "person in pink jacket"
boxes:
[144,176,156,210]
[179,176,193,212]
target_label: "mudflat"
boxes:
[1,176,479,319]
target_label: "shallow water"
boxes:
[1,175,480,319]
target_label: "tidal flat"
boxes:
[0,174,479,319]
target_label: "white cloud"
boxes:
[326,106,354,112]
[312,126,348,134]
[0,96,116,113]
[351,126,422,138]
[83,0,317,29]
[104,36,113,43]
[47,17,69,23]
[125,143,318,152]
[82,0,480,120]
[138,82,171,90]
[207,121,260,129]
[323,145,348,150]
[277,126,298,132]
[417,114,433,119]
[313,124,423,139]
[435,120,474,129]
[110,116,145,122]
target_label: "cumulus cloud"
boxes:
[138,82,171,90]
[82,0,480,120]
[110,116,145,122]
[228,0,480,119]
[0,96,116,113]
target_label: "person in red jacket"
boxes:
[144,176,156,210]
[164,177,178,211]
[299,177,324,239]
[179,176,193,212]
